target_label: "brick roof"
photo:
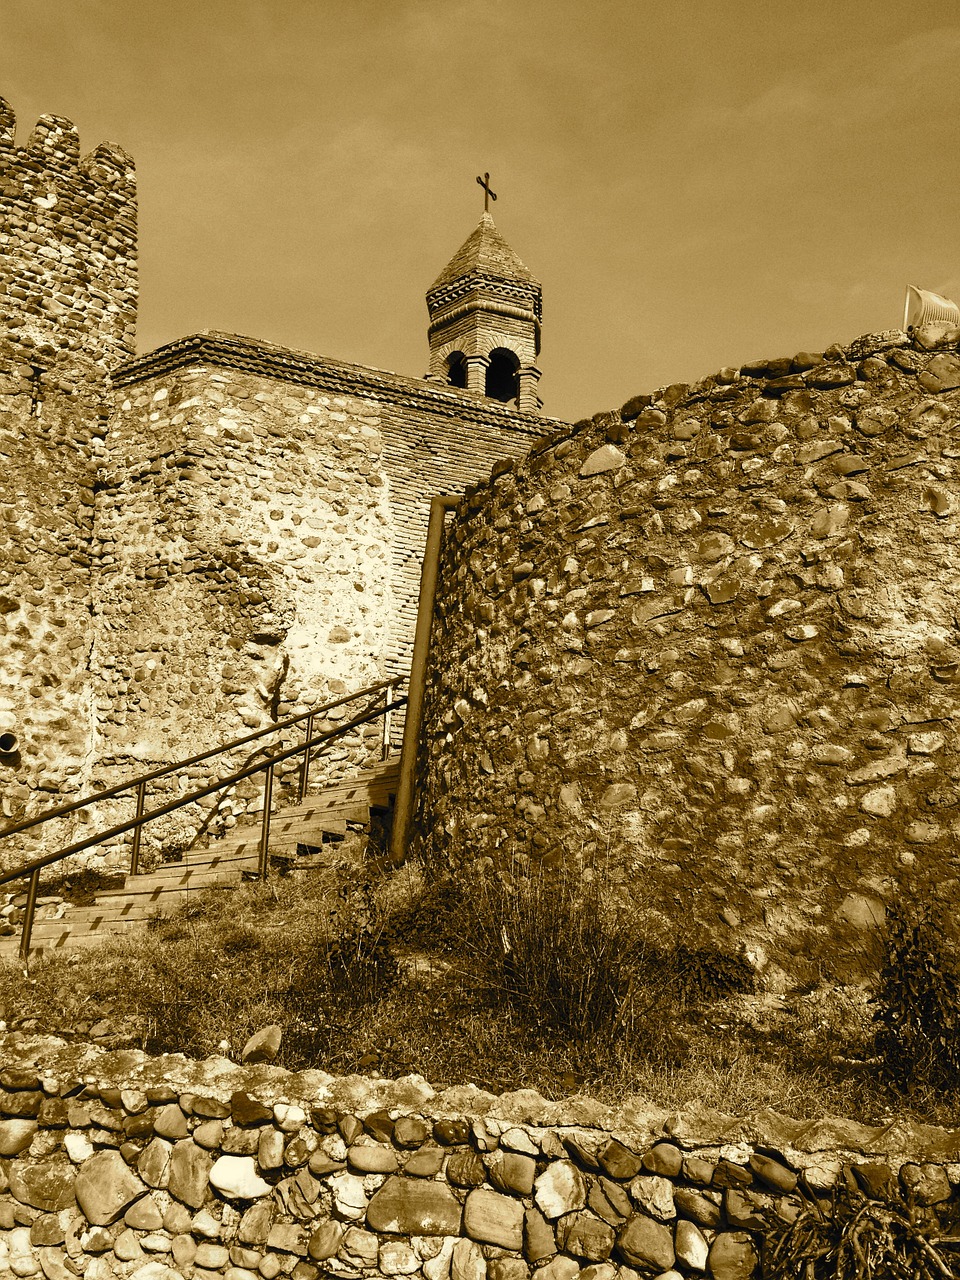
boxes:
[428,212,539,293]
[110,330,562,434]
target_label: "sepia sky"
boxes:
[2,0,959,423]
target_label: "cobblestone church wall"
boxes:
[415,326,960,990]
[0,93,546,868]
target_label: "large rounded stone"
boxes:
[210,1156,271,1201]
[598,1140,643,1181]
[556,1210,615,1261]
[708,1231,758,1280]
[675,1219,709,1271]
[308,1222,343,1262]
[464,1188,524,1250]
[0,1119,37,1156]
[138,1138,172,1189]
[900,1163,951,1206]
[617,1214,675,1272]
[167,1139,212,1209]
[488,1150,537,1196]
[9,1161,75,1212]
[75,1150,147,1226]
[366,1176,462,1235]
[535,1161,586,1219]
[348,1142,398,1174]
[241,1024,282,1063]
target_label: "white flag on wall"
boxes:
[904,285,960,331]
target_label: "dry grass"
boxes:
[2,860,958,1124]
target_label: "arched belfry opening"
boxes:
[446,351,468,389]
[425,210,543,414]
[485,348,519,404]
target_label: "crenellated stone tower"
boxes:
[0,95,137,376]
[425,211,543,414]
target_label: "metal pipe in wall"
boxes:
[389,495,459,866]
[0,730,18,754]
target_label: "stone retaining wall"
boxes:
[3,1036,960,1280]
[413,326,960,990]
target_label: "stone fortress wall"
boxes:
[0,91,135,842]
[413,326,960,990]
[0,93,548,865]
[4,1036,960,1280]
[0,96,137,373]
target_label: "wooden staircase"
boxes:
[0,758,400,960]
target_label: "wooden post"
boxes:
[298,714,314,802]
[130,779,147,875]
[381,681,394,761]
[18,867,41,968]
[258,764,274,882]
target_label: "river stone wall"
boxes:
[413,326,960,991]
[0,95,137,374]
[3,1035,960,1280]
[96,365,393,767]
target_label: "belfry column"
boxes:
[464,354,489,394]
[517,365,542,414]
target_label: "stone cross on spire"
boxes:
[476,172,497,213]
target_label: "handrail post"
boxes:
[19,867,41,968]
[130,780,147,876]
[381,680,394,761]
[298,713,314,802]
[258,763,274,882]
[390,496,459,865]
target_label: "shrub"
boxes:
[762,1179,960,1279]
[872,899,960,1092]
[451,865,662,1043]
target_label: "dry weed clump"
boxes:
[763,1181,960,1280]
[1,858,955,1122]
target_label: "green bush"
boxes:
[872,899,960,1092]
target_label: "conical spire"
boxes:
[429,211,539,294]
[425,211,543,414]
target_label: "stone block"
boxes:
[616,1214,675,1272]
[74,1150,146,1226]
[463,1188,524,1250]
[366,1176,461,1235]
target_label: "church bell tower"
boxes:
[426,199,542,415]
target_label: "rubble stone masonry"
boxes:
[414,326,960,990]
[0,92,547,869]
[0,95,137,373]
[4,1034,960,1280]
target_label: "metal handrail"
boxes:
[0,677,400,842]
[2,680,405,966]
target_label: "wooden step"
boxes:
[5,755,404,960]
[96,866,248,896]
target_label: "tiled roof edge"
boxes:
[110,331,563,436]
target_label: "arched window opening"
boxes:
[446,351,467,389]
[485,348,519,404]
